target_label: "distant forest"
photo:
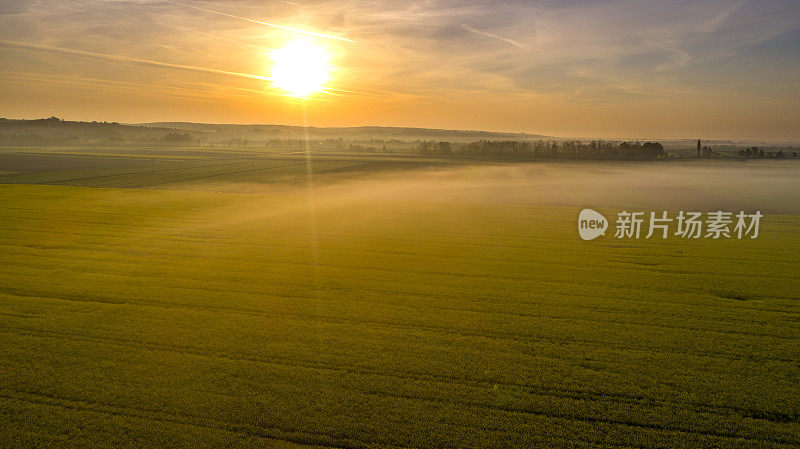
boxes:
[1,117,797,160]
[416,140,667,160]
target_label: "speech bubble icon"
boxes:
[578,209,608,241]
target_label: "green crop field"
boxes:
[1,148,799,448]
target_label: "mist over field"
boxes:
[196,160,800,215]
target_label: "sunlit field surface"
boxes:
[1,148,799,448]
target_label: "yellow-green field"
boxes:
[1,149,799,448]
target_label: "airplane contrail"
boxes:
[0,39,270,81]
[164,0,355,43]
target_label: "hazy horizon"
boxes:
[3,115,799,145]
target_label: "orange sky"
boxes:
[0,0,798,140]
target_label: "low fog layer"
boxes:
[210,160,800,215]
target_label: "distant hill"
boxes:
[2,118,795,151]
[0,117,550,148]
[0,117,186,146]
[141,122,550,141]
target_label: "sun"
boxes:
[270,39,330,97]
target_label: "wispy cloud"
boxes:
[164,0,355,42]
[460,24,528,49]
[699,0,748,33]
[0,39,269,81]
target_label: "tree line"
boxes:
[738,147,796,159]
[415,140,666,160]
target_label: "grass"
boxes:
[0,148,799,448]
[0,147,457,190]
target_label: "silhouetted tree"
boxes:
[640,142,664,159]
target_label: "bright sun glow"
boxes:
[270,39,330,97]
